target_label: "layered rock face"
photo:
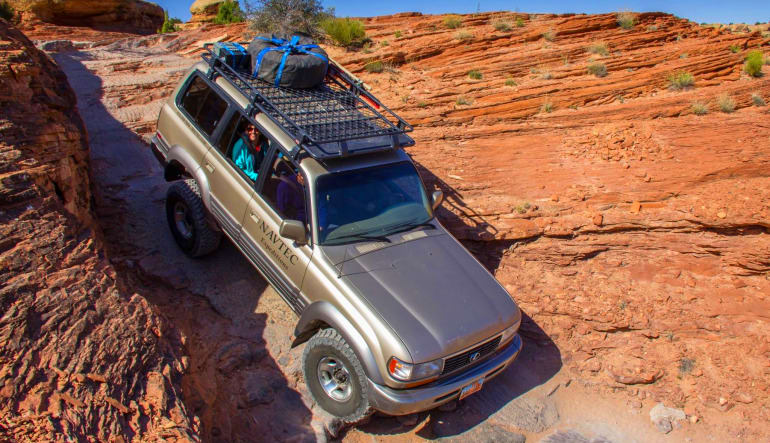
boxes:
[8,0,163,34]
[330,11,770,426]
[187,0,224,27]
[0,21,195,440]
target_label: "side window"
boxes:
[260,151,308,225]
[216,112,270,183]
[179,76,228,137]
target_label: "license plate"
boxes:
[459,377,485,400]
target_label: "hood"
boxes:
[323,232,521,363]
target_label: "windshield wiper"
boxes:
[328,232,392,244]
[384,219,436,236]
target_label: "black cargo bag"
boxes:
[248,34,329,89]
[214,42,250,71]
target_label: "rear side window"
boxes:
[179,75,228,136]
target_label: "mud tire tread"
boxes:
[166,179,221,257]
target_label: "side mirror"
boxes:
[431,190,444,210]
[280,219,307,245]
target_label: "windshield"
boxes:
[315,162,433,245]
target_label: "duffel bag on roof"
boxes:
[248,34,329,89]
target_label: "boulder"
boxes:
[188,0,224,25]
[7,0,164,34]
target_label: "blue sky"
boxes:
[158,0,770,26]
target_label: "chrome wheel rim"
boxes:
[173,202,193,240]
[317,356,353,402]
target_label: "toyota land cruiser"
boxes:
[150,43,523,423]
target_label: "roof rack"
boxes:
[201,43,414,160]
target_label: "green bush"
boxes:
[617,11,635,29]
[542,30,555,41]
[751,92,765,106]
[515,17,525,27]
[505,77,517,87]
[667,71,695,90]
[647,24,658,31]
[729,44,741,53]
[248,0,332,38]
[744,50,764,77]
[587,42,609,56]
[214,0,244,24]
[0,1,14,21]
[159,11,179,33]
[541,101,554,113]
[456,96,472,106]
[394,30,402,38]
[444,15,462,29]
[456,31,473,41]
[320,18,366,47]
[691,101,708,115]
[364,61,384,73]
[468,70,482,80]
[493,21,512,32]
[587,62,607,77]
[716,93,735,113]
[380,40,389,46]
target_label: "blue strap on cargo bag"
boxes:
[253,35,328,87]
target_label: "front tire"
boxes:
[303,328,373,424]
[165,179,221,257]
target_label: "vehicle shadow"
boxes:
[52,50,315,442]
[352,162,563,439]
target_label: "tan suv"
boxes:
[150,44,523,423]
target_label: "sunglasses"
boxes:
[247,127,258,133]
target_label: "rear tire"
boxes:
[165,179,221,257]
[303,328,373,424]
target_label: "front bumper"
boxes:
[367,334,523,416]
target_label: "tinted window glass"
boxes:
[315,162,432,245]
[179,76,227,136]
[260,151,308,225]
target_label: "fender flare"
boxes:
[164,146,212,210]
[293,301,384,385]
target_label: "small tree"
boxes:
[159,10,179,34]
[744,50,764,77]
[320,17,365,46]
[215,0,244,24]
[245,0,333,38]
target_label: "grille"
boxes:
[441,336,501,376]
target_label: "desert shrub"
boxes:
[214,0,244,24]
[394,30,402,38]
[247,0,332,37]
[680,53,688,58]
[646,24,658,31]
[587,42,609,56]
[494,21,512,32]
[729,44,741,53]
[691,101,708,115]
[380,40,389,46]
[456,31,473,41]
[364,61,384,73]
[456,96,472,106]
[0,1,14,21]
[541,101,554,113]
[417,101,428,108]
[617,11,635,30]
[505,77,517,86]
[468,69,482,80]
[587,62,608,77]
[744,50,764,77]
[320,17,366,46]
[667,71,695,90]
[542,30,555,41]
[540,69,552,80]
[515,17,525,27]
[751,92,766,106]
[159,11,179,33]
[716,93,735,113]
[444,15,462,29]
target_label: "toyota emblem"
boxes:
[469,352,481,362]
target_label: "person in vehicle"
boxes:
[276,167,307,224]
[232,123,267,181]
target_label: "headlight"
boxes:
[499,323,518,346]
[387,356,444,381]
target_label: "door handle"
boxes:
[205,162,214,173]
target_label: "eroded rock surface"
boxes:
[8,0,163,34]
[0,21,195,441]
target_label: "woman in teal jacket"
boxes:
[232,124,267,181]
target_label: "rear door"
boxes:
[203,110,267,242]
[240,147,313,313]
